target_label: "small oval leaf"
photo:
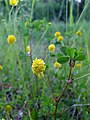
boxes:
[57,56,69,64]
[50,53,56,57]
[67,48,75,59]
[75,54,86,61]
[61,46,67,55]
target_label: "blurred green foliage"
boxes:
[0,0,90,119]
[0,0,89,22]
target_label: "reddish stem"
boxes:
[54,60,75,120]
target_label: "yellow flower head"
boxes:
[7,35,16,45]
[0,65,3,70]
[9,0,18,6]
[2,118,5,120]
[76,31,82,36]
[76,63,82,68]
[48,44,55,52]
[57,36,64,41]
[32,58,46,76]
[54,32,61,37]
[26,45,30,53]
[25,21,29,27]
[54,61,61,68]
[5,105,12,112]
[48,22,52,26]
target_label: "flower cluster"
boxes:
[32,58,46,76]
[76,31,82,36]
[54,61,61,68]
[48,44,55,52]
[7,35,16,45]
[54,32,61,37]
[9,0,19,6]
[5,105,12,112]
[54,31,64,41]
[76,62,82,68]
[26,45,30,53]
[0,65,2,70]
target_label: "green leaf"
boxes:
[33,20,40,28]
[67,48,75,59]
[56,53,64,57]
[75,54,86,61]
[28,23,33,29]
[0,102,5,107]
[57,56,69,64]
[77,48,83,54]
[55,41,61,45]
[19,52,26,59]
[50,53,56,57]
[74,50,78,58]
[61,46,67,55]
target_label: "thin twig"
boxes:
[32,27,49,54]
[30,0,35,22]
[74,73,90,81]
[41,74,53,97]
[76,0,90,27]
[61,103,90,113]
[29,32,33,64]
[71,106,76,120]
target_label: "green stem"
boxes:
[65,0,68,40]
[35,76,38,97]
[9,6,14,23]
[30,0,35,22]
[32,27,49,54]
[74,73,90,81]
[29,31,33,64]
[15,44,28,98]
[41,74,53,96]
[70,0,74,27]
[76,0,90,28]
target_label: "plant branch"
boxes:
[54,60,74,120]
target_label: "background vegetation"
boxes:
[0,0,90,120]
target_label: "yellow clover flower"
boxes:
[76,63,82,68]
[26,45,30,53]
[2,118,5,120]
[57,36,64,41]
[32,58,46,76]
[7,35,16,45]
[76,31,82,36]
[0,65,3,70]
[54,31,61,37]
[54,61,61,68]
[48,22,52,26]
[25,21,29,27]
[48,44,55,52]
[5,105,12,112]
[9,0,19,6]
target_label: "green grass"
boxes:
[0,0,90,120]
